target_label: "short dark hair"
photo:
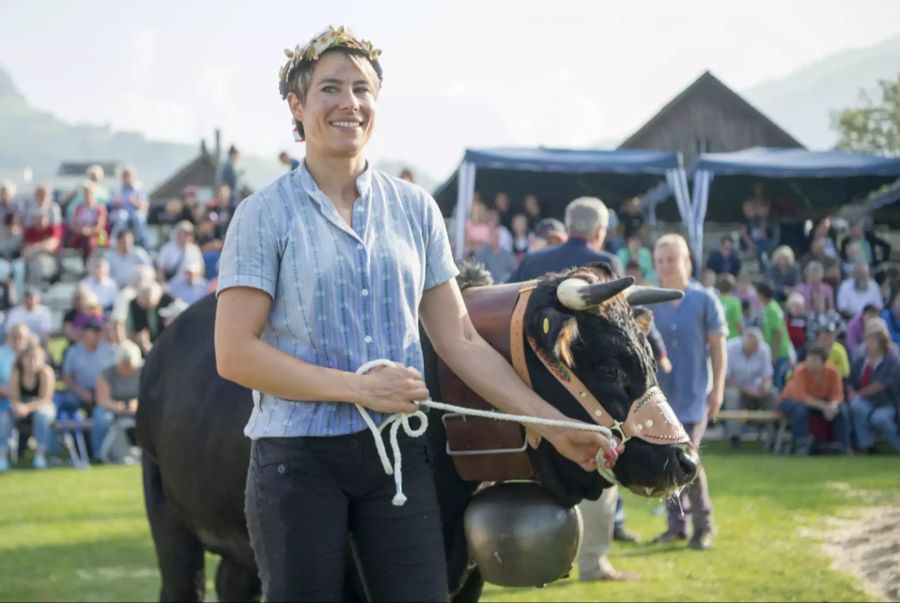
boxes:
[717,273,735,294]
[720,235,734,245]
[756,281,774,300]
[807,345,829,362]
[863,304,880,315]
[116,228,134,241]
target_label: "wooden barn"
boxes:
[619,71,805,167]
[148,138,219,207]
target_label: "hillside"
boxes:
[743,34,900,149]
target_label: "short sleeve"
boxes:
[216,193,281,299]
[704,291,727,337]
[422,194,459,291]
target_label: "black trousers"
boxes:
[245,430,448,602]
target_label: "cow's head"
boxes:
[524,262,698,506]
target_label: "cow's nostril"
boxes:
[675,448,699,481]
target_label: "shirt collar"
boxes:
[297,159,372,203]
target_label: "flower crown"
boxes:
[278,25,383,100]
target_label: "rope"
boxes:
[354,359,616,506]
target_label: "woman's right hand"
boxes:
[355,363,429,415]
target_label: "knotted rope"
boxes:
[354,359,616,506]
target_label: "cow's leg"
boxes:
[215,556,261,603]
[142,455,206,602]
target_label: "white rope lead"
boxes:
[354,359,615,506]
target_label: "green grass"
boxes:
[0,444,896,602]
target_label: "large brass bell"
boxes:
[463,481,582,587]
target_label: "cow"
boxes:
[136,261,699,602]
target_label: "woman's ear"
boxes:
[287,92,304,123]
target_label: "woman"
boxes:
[848,324,900,452]
[214,26,613,602]
[67,180,107,263]
[94,340,142,464]
[765,246,800,301]
[794,261,834,313]
[0,342,56,470]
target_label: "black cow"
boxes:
[136,262,698,601]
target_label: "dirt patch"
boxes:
[801,495,900,602]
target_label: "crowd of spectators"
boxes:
[0,151,247,471]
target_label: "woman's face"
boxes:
[775,255,790,269]
[291,51,377,159]
[654,243,690,286]
[23,350,44,372]
[865,334,883,358]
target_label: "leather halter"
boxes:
[509,285,690,448]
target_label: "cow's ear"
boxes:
[532,306,579,368]
[632,307,652,335]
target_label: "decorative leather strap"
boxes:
[509,283,536,389]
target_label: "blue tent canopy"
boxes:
[461,147,682,173]
[434,147,691,260]
[693,147,900,179]
[682,147,900,268]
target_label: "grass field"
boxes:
[0,443,896,602]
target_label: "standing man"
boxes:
[651,234,727,550]
[506,197,622,284]
[507,196,635,581]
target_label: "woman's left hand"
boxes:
[10,402,29,419]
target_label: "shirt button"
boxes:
[364,335,373,343]
[362,289,369,297]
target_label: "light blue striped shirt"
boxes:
[216,161,458,439]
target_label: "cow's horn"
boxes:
[557,276,635,310]
[626,286,684,306]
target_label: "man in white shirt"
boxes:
[724,328,775,447]
[5,288,52,344]
[837,262,884,319]
[167,262,209,306]
[80,256,118,311]
[157,221,203,282]
[105,229,152,288]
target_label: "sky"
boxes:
[2,0,900,182]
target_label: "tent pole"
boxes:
[453,161,476,260]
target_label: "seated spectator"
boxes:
[108,167,149,247]
[157,220,203,282]
[93,340,142,464]
[757,282,794,390]
[625,260,650,286]
[802,236,842,291]
[158,198,191,228]
[0,341,57,470]
[464,197,492,255]
[522,194,543,232]
[167,262,210,306]
[794,261,835,313]
[5,288,52,346]
[59,318,116,457]
[492,191,513,232]
[63,164,109,220]
[0,324,33,471]
[814,324,850,380]
[617,234,655,282]
[848,325,900,452]
[845,304,882,354]
[805,291,844,347]
[21,201,62,287]
[618,196,645,242]
[718,274,744,340]
[127,282,176,355]
[840,218,891,272]
[805,217,839,259]
[530,218,567,252]
[67,181,108,263]
[474,224,518,284]
[735,272,764,322]
[105,229,152,289]
[837,262,883,319]
[510,213,530,260]
[80,256,118,312]
[705,236,741,277]
[0,180,23,263]
[62,286,103,350]
[785,293,809,360]
[765,246,800,301]
[111,266,157,344]
[724,328,775,447]
[195,218,225,253]
[881,290,900,347]
[778,345,850,455]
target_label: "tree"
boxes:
[831,76,900,155]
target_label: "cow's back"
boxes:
[136,294,255,565]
